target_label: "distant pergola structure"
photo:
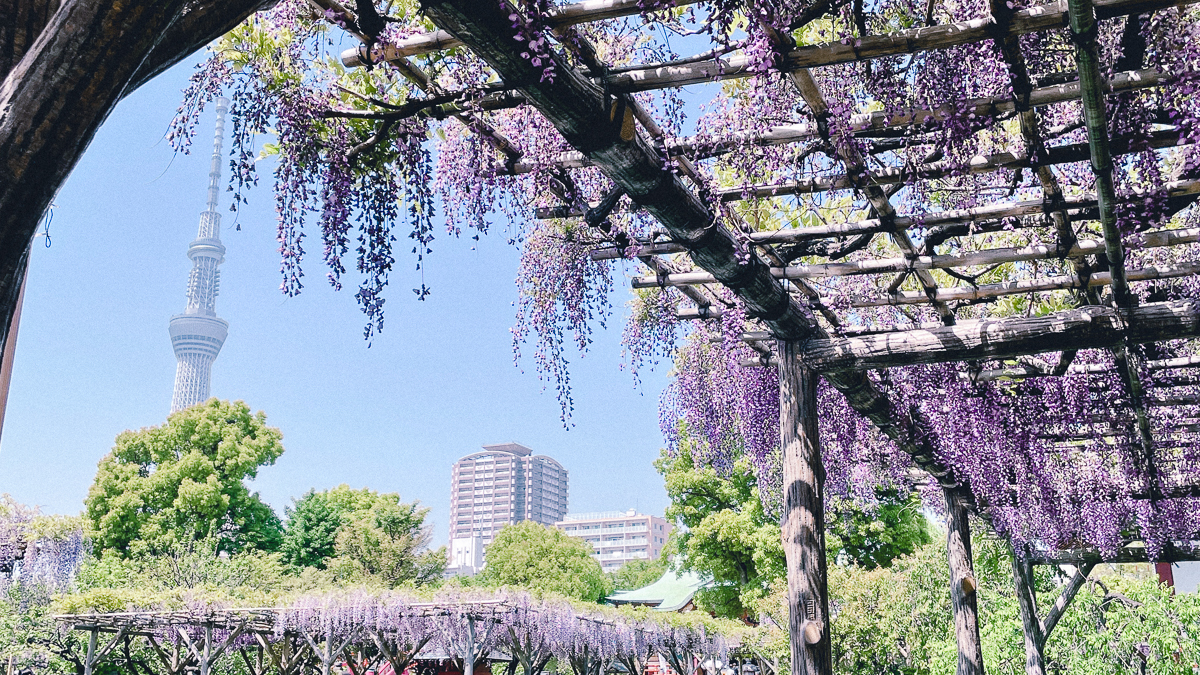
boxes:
[56,598,726,675]
[57,601,514,675]
[262,0,1200,672]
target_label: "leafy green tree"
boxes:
[478,521,611,601]
[608,557,669,591]
[327,494,446,587]
[280,490,344,569]
[655,446,783,618]
[657,444,933,618]
[281,485,444,585]
[84,399,284,557]
[826,490,932,569]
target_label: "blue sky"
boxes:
[0,59,674,548]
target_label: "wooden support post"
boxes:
[1010,552,1046,675]
[778,340,832,675]
[0,253,28,444]
[945,489,985,675]
[83,629,98,675]
[464,617,477,675]
[200,624,212,675]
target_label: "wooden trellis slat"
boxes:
[588,178,1200,259]
[519,67,1178,179]
[661,260,1200,310]
[340,0,703,66]
[1029,542,1200,565]
[738,300,1200,370]
[632,227,1200,287]
[601,0,1199,92]
[1067,0,1159,476]
[963,354,1200,382]
[824,260,1200,307]
[704,128,1183,201]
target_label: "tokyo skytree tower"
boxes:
[168,97,230,413]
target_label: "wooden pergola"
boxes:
[58,602,514,675]
[307,0,1200,672]
[56,599,725,675]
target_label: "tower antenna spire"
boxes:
[168,98,231,413]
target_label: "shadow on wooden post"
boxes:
[945,489,985,675]
[778,340,832,675]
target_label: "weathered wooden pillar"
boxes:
[944,489,985,675]
[1010,551,1046,675]
[200,624,213,675]
[463,616,477,675]
[83,628,98,675]
[778,340,832,675]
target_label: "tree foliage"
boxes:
[751,535,1200,675]
[657,444,931,618]
[478,522,611,602]
[655,446,785,618]
[281,485,446,586]
[280,489,344,569]
[608,558,669,591]
[826,490,932,570]
[84,399,284,557]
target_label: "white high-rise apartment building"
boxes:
[556,509,672,573]
[447,443,569,574]
[169,97,230,413]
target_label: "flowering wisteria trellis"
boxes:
[170,0,1200,559]
[56,592,733,675]
[168,0,1200,670]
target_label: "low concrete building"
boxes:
[555,509,672,573]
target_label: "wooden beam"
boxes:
[1011,552,1047,675]
[1043,563,1095,636]
[601,0,1199,93]
[991,0,1095,305]
[1030,542,1200,565]
[833,261,1200,308]
[778,342,833,675]
[528,67,1179,180]
[632,228,1200,287]
[1068,0,1158,487]
[745,301,1200,371]
[662,259,1200,309]
[706,128,1182,202]
[946,490,985,675]
[342,0,702,65]
[591,178,1200,260]
[960,354,1200,382]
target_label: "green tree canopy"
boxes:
[655,446,783,618]
[84,399,284,557]
[280,490,345,569]
[478,521,611,601]
[282,485,445,586]
[608,557,669,591]
[656,443,932,618]
[826,490,931,570]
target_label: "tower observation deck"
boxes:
[169,97,230,413]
